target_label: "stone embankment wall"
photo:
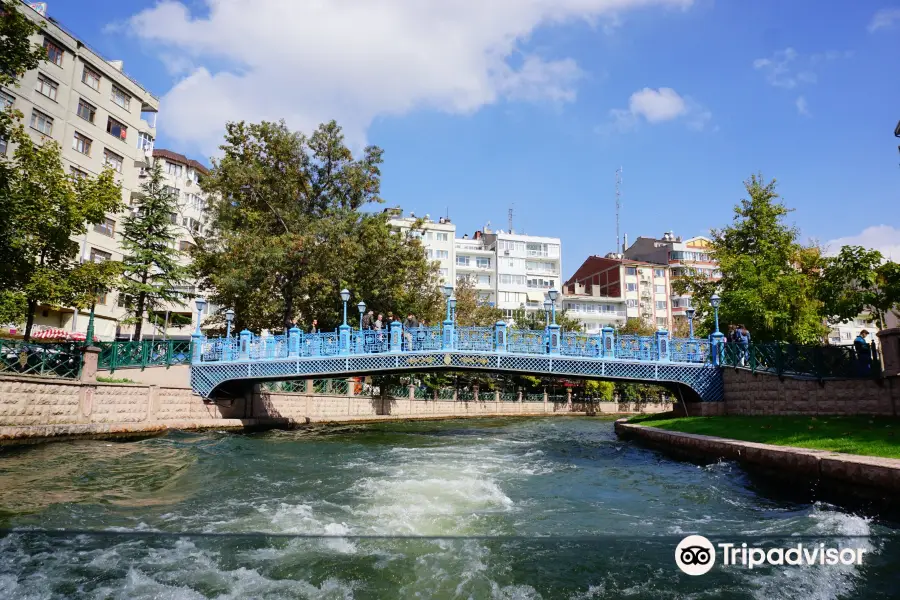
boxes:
[0,373,671,444]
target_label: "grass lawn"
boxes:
[626,413,900,459]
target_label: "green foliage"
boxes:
[584,380,614,401]
[119,160,192,338]
[619,317,656,336]
[453,277,503,327]
[0,130,121,339]
[195,119,441,333]
[96,375,136,384]
[0,1,44,144]
[679,174,825,343]
[615,381,668,403]
[510,305,582,331]
[0,290,26,324]
[817,245,900,330]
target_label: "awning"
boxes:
[527,291,545,302]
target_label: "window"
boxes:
[104,149,124,173]
[500,257,523,269]
[166,161,183,177]
[76,98,96,123]
[69,132,91,155]
[657,317,667,327]
[164,185,180,199]
[117,294,133,308]
[500,291,525,303]
[655,285,666,294]
[626,282,637,292]
[439,268,449,278]
[179,240,195,251]
[476,257,491,269]
[435,232,449,241]
[499,240,525,253]
[434,249,448,259]
[89,248,112,262]
[30,109,53,135]
[1,89,14,108]
[424,231,433,241]
[35,75,58,100]
[44,38,64,66]
[95,292,107,306]
[654,269,665,278]
[93,217,115,237]
[111,85,131,110]
[106,116,127,141]
[137,131,154,151]
[527,277,554,289]
[477,274,491,285]
[499,274,525,286]
[82,65,101,90]
[456,255,470,266]
[626,299,638,307]
[656,300,667,309]
[168,212,178,224]
[70,166,87,179]
[626,267,637,276]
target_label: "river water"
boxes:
[0,417,897,599]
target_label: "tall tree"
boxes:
[675,174,825,343]
[817,245,900,331]
[619,317,657,336]
[197,119,439,333]
[510,305,582,331]
[118,160,192,339]
[1,129,121,339]
[0,0,44,144]
[453,276,503,326]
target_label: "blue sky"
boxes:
[43,0,900,275]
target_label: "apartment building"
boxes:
[624,232,719,330]
[386,209,563,320]
[1,2,163,339]
[564,255,670,331]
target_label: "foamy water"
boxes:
[0,418,896,599]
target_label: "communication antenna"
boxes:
[508,205,514,233]
[615,167,622,254]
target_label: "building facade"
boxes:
[564,255,669,331]
[386,209,563,321]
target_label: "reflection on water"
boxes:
[0,418,898,599]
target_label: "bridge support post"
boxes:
[191,332,204,363]
[239,330,251,360]
[710,332,726,366]
[655,330,669,361]
[601,327,615,358]
[390,321,402,352]
[442,319,454,350]
[265,335,276,359]
[494,321,507,353]
[547,324,560,355]
[339,324,351,355]
[288,326,300,357]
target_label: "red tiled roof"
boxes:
[152,149,209,175]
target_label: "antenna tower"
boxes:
[615,167,622,254]
[508,205,514,233]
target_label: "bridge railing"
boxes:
[718,341,881,379]
[97,339,192,373]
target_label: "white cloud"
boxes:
[795,95,811,117]
[605,87,711,132]
[868,8,900,32]
[825,225,900,260]
[120,0,694,155]
[752,47,851,90]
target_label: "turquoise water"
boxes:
[0,417,897,598]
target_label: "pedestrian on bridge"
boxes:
[310,319,318,334]
[854,330,871,376]
[362,310,374,330]
[738,325,750,366]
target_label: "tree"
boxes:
[817,245,900,331]
[679,174,825,343]
[584,380,614,401]
[510,305,582,331]
[0,0,44,144]
[453,277,503,326]
[0,130,121,339]
[118,160,192,339]
[619,317,656,336]
[196,119,441,333]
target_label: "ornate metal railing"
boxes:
[0,339,83,379]
[719,341,881,379]
[351,329,390,354]
[670,339,710,364]
[97,339,192,372]
[508,329,545,354]
[560,332,598,357]
[402,326,442,352]
[455,327,493,352]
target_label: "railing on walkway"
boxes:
[0,339,83,379]
[719,341,881,380]
[97,340,192,373]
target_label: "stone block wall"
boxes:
[722,368,900,416]
[0,378,81,426]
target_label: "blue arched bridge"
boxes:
[189,321,725,402]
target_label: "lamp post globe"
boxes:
[225,308,235,339]
[543,299,551,327]
[547,288,559,325]
[709,293,721,333]
[448,296,457,322]
[357,301,366,331]
[685,307,696,339]
[194,298,207,336]
[442,284,453,320]
[340,288,351,325]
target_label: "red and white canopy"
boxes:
[30,328,95,342]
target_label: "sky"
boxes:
[40,0,900,276]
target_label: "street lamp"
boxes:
[194,298,207,336]
[543,299,551,327]
[547,288,559,325]
[709,293,721,334]
[225,308,235,339]
[340,288,351,325]
[442,284,453,322]
[448,295,457,322]
[685,307,696,339]
[357,300,366,332]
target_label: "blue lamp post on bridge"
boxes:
[338,289,352,355]
[547,288,560,354]
[685,306,695,339]
[543,299,551,328]
[191,298,207,363]
[225,308,235,339]
[709,293,725,366]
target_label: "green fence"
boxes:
[96,340,192,373]
[719,342,881,379]
[0,339,83,379]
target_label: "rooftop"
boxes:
[153,149,210,175]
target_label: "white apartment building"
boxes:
[386,209,563,320]
[2,2,161,340]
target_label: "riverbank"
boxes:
[615,417,900,512]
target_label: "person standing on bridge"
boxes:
[362,310,374,330]
[403,313,418,350]
[310,319,319,334]
[738,325,750,366]
[854,330,871,376]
